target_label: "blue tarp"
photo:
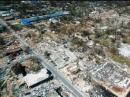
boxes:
[20,11,69,26]
[20,19,32,25]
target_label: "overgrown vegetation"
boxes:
[106,48,130,67]
[71,37,85,47]
[98,39,112,47]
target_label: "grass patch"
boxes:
[98,39,112,47]
[106,48,130,67]
[122,37,130,44]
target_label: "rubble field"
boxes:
[1,1,130,97]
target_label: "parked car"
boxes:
[0,11,11,17]
[1,12,11,17]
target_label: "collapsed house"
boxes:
[89,62,130,97]
[23,68,50,87]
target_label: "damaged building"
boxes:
[89,62,130,97]
[2,1,130,97]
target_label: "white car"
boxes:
[1,13,11,17]
[0,11,11,17]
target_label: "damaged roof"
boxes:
[89,62,130,97]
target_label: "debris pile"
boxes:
[89,62,130,97]
[118,43,130,58]
[1,1,130,97]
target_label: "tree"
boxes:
[0,36,5,45]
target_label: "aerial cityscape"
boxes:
[0,1,130,97]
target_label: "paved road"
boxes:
[0,19,86,97]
